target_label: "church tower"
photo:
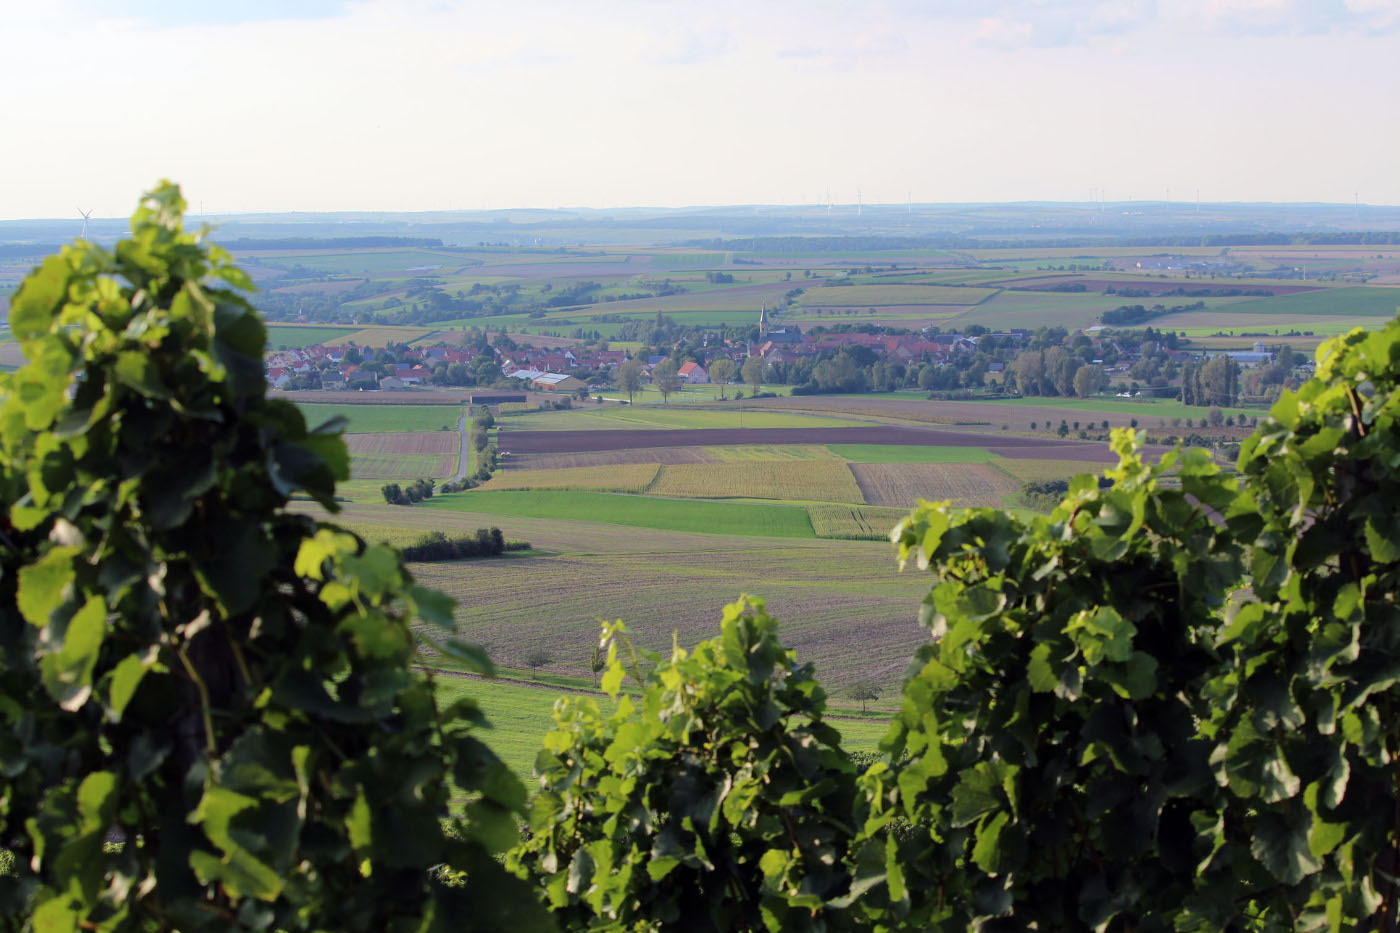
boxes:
[759,303,768,339]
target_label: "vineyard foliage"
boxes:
[0,185,545,932]
[5,185,1400,931]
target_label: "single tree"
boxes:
[849,680,881,714]
[1073,363,1103,398]
[524,648,555,680]
[617,357,644,404]
[741,355,765,392]
[708,357,737,399]
[653,359,682,403]
[589,644,606,687]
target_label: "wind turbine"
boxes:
[77,208,92,241]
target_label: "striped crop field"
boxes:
[506,447,718,471]
[708,445,842,462]
[649,461,865,503]
[806,504,910,541]
[345,432,459,479]
[827,444,997,463]
[421,489,817,538]
[850,463,1020,508]
[800,284,997,306]
[480,463,660,493]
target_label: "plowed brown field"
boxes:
[500,425,1115,455]
[851,463,1020,508]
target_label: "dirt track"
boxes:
[498,425,1121,458]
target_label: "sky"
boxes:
[2,0,1398,219]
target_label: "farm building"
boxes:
[677,362,709,384]
[529,372,587,392]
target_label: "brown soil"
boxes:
[498,425,1121,458]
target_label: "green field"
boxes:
[297,403,463,433]
[1201,286,1400,318]
[799,284,997,306]
[265,325,358,347]
[827,444,997,463]
[421,489,817,537]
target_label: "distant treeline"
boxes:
[1101,301,1207,326]
[399,528,530,561]
[682,232,1400,252]
[227,236,445,250]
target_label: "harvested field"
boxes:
[650,461,865,503]
[344,432,458,479]
[323,325,437,346]
[499,425,1116,455]
[807,504,909,540]
[850,463,1020,508]
[992,458,1114,484]
[293,498,933,695]
[828,444,995,463]
[708,445,841,462]
[506,447,719,471]
[480,463,660,493]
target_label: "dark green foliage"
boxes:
[0,184,545,932]
[871,435,1243,929]
[399,528,514,562]
[509,599,865,931]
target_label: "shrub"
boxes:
[509,600,861,929]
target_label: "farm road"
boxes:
[499,425,1121,458]
[453,412,470,481]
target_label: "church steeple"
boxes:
[759,303,768,339]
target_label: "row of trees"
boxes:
[1009,347,1106,397]
[7,186,1400,930]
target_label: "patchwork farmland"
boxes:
[246,229,1400,749]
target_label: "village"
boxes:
[265,308,1307,407]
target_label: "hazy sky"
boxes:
[3,0,1398,218]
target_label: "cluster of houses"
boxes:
[264,343,477,390]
